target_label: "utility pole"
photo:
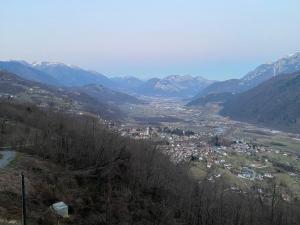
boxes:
[21,172,27,225]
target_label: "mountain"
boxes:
[136,75,214,97]
[0,61,59,86]
[0,70,120,118]
[221,71,300,133]
[111,75,215,98]
[111,76,144,90]
[242,53,300,86]
[32,61,114,87]
[72,84,143,105]
[193,52,300,98]
[191,79,241,98]
[1,60,216,98]
[187,92,235,106]
[0,60,142,105]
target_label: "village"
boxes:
[119,124,296,175]
[110,121,300,200]
[102,97,300,200]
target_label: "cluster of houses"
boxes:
[109,121,300,189]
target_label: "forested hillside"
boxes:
[0,101,299,224]
[221,71,300,133]
[0,70,121,119]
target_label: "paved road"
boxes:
[0,151,16,168]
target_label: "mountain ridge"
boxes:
[193,52,300,99]
[0,60,215,98]
[221,70,300,133]
[0,70,129,118]
[0,61,60,86]
[32,61,115,87]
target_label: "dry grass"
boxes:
[0,152,77,224]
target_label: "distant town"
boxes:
[97,98,300,201]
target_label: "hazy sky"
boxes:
[1,0,300,80]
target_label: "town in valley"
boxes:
[102,97,300,201]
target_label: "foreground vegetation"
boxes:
[0,101,300,225]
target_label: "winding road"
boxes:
[0,151,16,169]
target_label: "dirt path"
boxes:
[0,151,16,168]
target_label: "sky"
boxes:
[1,0,300,80]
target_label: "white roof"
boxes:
[52,201,68,210]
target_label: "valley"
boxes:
[2,1,300,224]
[115,97,300,200]
[2,54,300,216]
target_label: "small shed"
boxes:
[51,202,69,218]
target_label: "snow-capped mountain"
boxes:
[193,52,300,98]
[0,61,143,107]
[135,75,215,97]
[0,60,59,86]
[0,60,215,98]
[241,52,300,87]
[111,75,215,97]
[154,75,211,92]
[32,61,114,87]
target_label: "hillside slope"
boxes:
[221,71,300,133]
[187,92,235,106]
[111,76,144,92]
[0,102,299,224]
[0,61,59,86]
[1,60,216,98]
[0,70,120,118]
[73,84,143,105]
[193,52,300,99]
[32,62,115,87]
